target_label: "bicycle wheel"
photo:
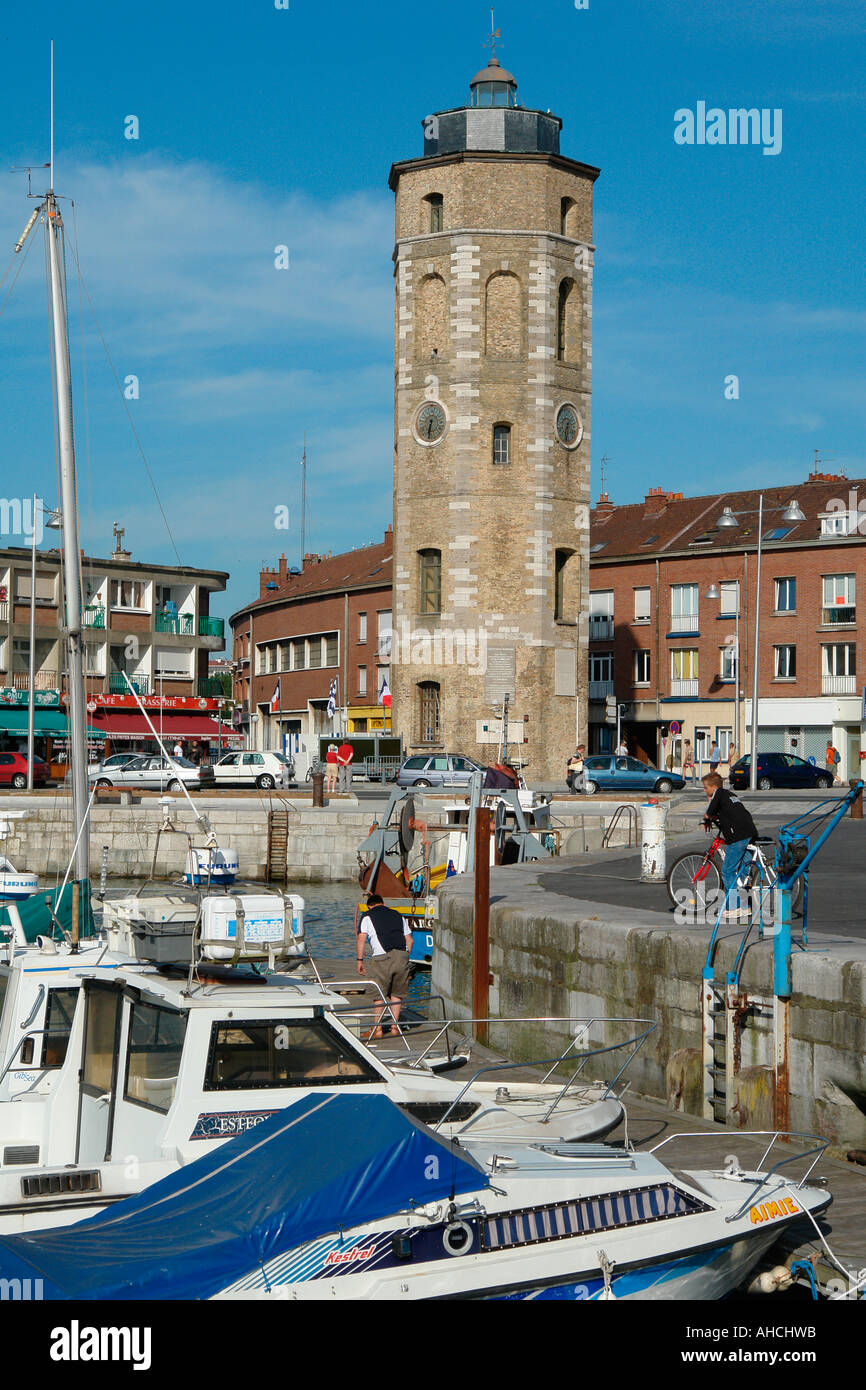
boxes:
[667,852,722,909]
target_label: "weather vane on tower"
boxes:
[484,8,502,60]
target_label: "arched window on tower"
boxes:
[484,271,522,359]
[417,681,441,745]
[423,193,444,233]
[419,549,442,614]
[556,278,581,364]
[493,424,512,466]
[415,274,447,361]
[560,197,577,237]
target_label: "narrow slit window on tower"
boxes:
[554,548,574,620]
[557,279,572,361]
[419,549,442,614]
[418,681,441,744]
[560,197,575,236]
[426,194,443,233]
[493,424,511,465]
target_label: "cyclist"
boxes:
[701,771,758,919]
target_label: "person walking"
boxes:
[356,893,414,1038]
[615,739,628,757]
[337,738,354,793]
[172,740,184,760]
[825,740,841,784]
[702,772,759,920]
[709,740,720,773]
[324,743,339,793]
[566,744,586,794]
[682,739,695,783]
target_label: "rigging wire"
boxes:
[63,224,183,567]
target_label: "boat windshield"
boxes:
[204,1018,382,1091]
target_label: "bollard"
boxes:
[473,806,492,1046]
[639,799,668,882]
[312,771,325,808]
[849,779,863,819]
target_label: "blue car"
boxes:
[581,755,685,796]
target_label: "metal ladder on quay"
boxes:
[266,805,289,885]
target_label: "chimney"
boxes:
[643,487,671,516]
[808,470,846,484]
[302,552,321,569]
[594,492,614,518]
[278,553,287,584]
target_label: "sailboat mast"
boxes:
[44,190,90,883]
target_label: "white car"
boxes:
[89,754,215,791]
[212,750,296,790]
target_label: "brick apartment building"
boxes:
[230,531,393,752]
[0,531,230,763]
[588,471,866,781]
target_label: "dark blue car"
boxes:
[729,753,833,791]
[582,755,685,796]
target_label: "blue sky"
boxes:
[0,0,863,622]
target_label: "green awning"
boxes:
[0,708,106,739]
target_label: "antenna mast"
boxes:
[49,39,54,189]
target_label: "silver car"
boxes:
[396,753,485,789]
[89,755,215,792]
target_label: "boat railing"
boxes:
[648,1130,830,1222]
[428,1017,657,1131]
[326,985,454,1063]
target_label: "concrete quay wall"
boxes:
[431,861,866,1149]
[0,800,375,884]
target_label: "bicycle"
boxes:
[667,833,804,914]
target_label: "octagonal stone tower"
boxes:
[388,58,599,779]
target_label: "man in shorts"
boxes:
[356,893,414,1038]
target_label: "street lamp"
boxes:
[715,495,806,790]
[705,580,741,759]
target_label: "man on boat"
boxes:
[356,893,414,1038]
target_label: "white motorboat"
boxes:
[0,916,632,1233]
[0,1092,832,1302]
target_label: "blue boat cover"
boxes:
[0,879,95,942]
[0,1093,487,1300]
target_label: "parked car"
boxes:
[396,754,486,789]
[0,752,50,789]
[581,755,685,796]
[86,752,141,779]
[212,750,296,790]
[89,755,215,792]
[728,753,833,792]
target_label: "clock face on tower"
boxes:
[556,403,583,449]
[415,401,447,445]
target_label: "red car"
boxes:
[0,752,50,788]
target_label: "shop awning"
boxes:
[0,708,106,740]
[89,712,240,743]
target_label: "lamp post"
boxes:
[715,495,806,791]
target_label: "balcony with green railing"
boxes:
[155,612,195,635]
[197,675,230,698]
[109,672,150,695]
[198,616,225,639]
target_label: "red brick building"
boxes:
[589,472,866,780]
[230,531,393,753]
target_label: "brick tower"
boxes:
[388,55,599,779]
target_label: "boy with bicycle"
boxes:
[701,771,758,920]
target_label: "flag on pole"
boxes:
[378,674,392,709]
[327,679,337,720]
[270,680,281,713]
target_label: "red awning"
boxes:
[89,712,241,743]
